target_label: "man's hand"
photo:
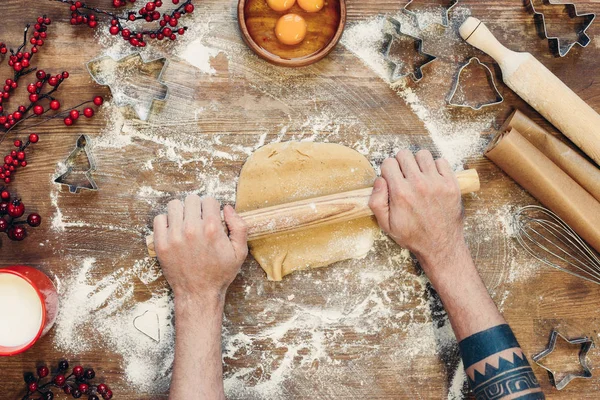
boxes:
[369,149,466,273]
[153,195,248,299]
[153,195,247,400]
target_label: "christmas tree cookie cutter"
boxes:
[86,52,169,121]
[403,0,459,28]
[447,57,504,110]
[54,135,98,194]
[532,329,593,390]
[382,18,437,83]
[528,0,596,57]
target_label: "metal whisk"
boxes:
[512,205,600,285]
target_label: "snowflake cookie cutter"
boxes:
[382,18,437,83]
[528,0,596,57]
[447,57,504,110]
[403,0,459,28]
[532,329,593,390]
[86,52,169,121]
[54,135,98,194]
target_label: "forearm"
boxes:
[419,243,544,399]
[170,292,226,400]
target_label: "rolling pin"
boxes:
[460,17,600,166]
[146,169,480,257]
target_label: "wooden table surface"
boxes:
[1,0,600,399]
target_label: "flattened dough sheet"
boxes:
[236,142,379,281]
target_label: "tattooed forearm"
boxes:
[459,324,545,400]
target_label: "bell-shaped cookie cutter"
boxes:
[528,0,596,57]
[382,18,437,83]
[447,57,504,110]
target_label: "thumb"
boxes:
[369,177,391,233]
[223,205,249,261]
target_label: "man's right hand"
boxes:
[368,149,466,274]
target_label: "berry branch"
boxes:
[53,0,195,47]
[22,360,113,400]
[0,16,104,242]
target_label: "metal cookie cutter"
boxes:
[54,135,98,194]
[86,52,169,121]
[532,329,593,390]
[528,0,596,57]
[447,57,503,110]
[404,0,459,28]
[382,18,437,83]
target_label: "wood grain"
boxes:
[0,1,599,399]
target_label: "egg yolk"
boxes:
[266,0,296,12]
[297,0,324,12]
[275,14,307,46]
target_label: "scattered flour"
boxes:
[47,2,535,399]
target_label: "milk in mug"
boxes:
[0,272,43,347]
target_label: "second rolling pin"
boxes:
[460,17,600,166]
[146,169,480,257]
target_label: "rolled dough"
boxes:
[236,142,379,281]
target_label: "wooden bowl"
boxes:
[238,0,347,67]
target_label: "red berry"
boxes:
[17,151,25,161]
[29,93,39,102]
[63,385,72,394]
[62,71,69,79]
[96,384,108,395]
[8,226,26,241]
[73,365,84,377]
[29,133,39,143]
[20,161,27,167]
[33,105,44,115]
[0,218,8,232]
[163,27,172,36]
[89,20,98,28]
[64,117,73,126]
[0,190,9,200]
[27,213,42,227]
[184,3,194,12]
[50,100,60,110]
[8,200,25,218]
[93,96,104,106]
[28,382,38,392]
[27,83,37,94]
[109,26,120,35]
[70,110,80,120]
[78,383,89,394]
[37,366,49,378]
[48,76,58,86]
[103,390,113,400]
[4,156,13,164]
[13,111,22,120]
[83,108,94,118]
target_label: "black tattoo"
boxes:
[459,324,545,400]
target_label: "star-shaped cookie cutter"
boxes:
[382,18,437,83]
[447,57,504,110]
[528,0,596,57]
[54,135,98,194]
[86,52,169,121]
[403,0,459,28]
[532,329,593,390]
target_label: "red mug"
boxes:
[0,266,58,356]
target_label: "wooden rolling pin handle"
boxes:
[459,17,516,62]
[146,169,480,258]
